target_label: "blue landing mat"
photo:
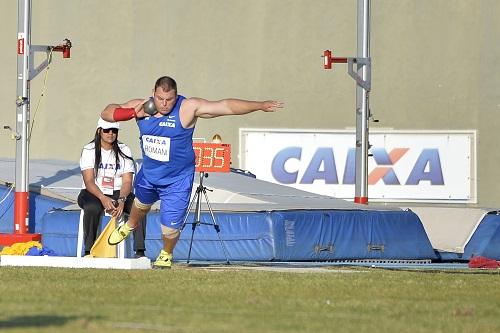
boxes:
[40,208,437,261]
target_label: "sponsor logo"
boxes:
[17,33,25,55]
[271,147,444,185]
[98,162,121,170]
[144,137,168,145]
[159,121,175,128]
[18,38,24,55]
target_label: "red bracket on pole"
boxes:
[52,39,72,58]
[323,50,348,69]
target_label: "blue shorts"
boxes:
[134,170,194,229]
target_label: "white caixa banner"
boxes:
[239,129,476,203]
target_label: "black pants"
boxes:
[77,189,146,253]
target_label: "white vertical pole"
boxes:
[1,0,70,245]
[15,0,31,233]
[354,0,370,204]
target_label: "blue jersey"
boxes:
[137,95,195,185]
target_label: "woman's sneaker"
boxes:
[153,250,173,269]
[134,250,146,258]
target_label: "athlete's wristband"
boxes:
[113,107,136,121]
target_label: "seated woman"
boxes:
[78,118,146,257]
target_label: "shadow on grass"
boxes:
[0,314,100,329]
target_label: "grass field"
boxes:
[0,265,499,333]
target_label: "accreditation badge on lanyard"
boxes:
[101,176,115,195]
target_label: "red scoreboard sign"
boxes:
[193,142,231,173]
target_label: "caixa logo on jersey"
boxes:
[271,147,444,185]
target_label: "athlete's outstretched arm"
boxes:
[190,98,283,119]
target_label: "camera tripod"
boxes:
[180,172,230,264]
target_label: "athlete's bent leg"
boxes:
[108,198,152,245]
[126,197,151,229]
[161,225,180,254]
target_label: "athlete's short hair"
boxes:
[154,76,177,93]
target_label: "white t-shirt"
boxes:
[80,142,135,195]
